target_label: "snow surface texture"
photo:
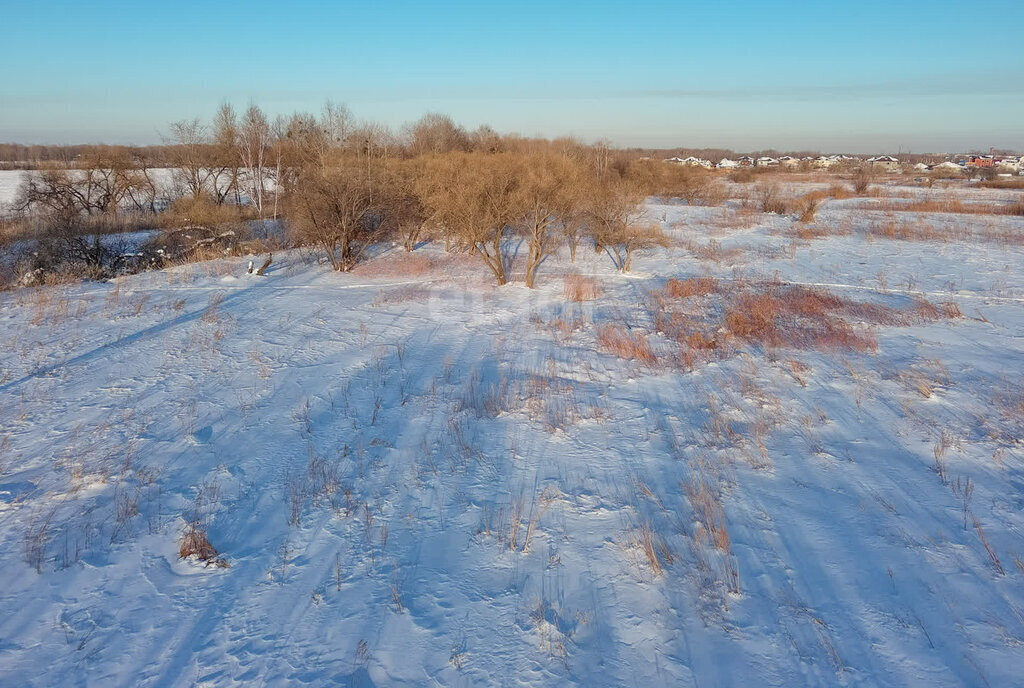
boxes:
[1,191,1023,686]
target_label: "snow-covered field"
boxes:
[1,192,1023,686]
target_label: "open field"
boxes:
[1,185,1023,686]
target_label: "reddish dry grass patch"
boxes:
[859,197,1024,217]
[563,273,602,302]
[867,218,948,242]
[664,277,718,299]
[650,278,961,368]
[596,324,657,365]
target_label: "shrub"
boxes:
[852,166,875,194]
[827,184,852,199]
[793,190,828,223]
[755,182,789,214]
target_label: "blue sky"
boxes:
[2,1,1022,151]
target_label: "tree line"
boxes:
[8,102,736,287]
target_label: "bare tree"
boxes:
[589,178,658,273]
[418,152,519,285]
[238,104,272,216]
[517,152,582,288]
[15,147,153,218]
[388,159,429,252]
[212,103,240,205]
[166,119,217,200]
[285,155,386,271]
[469,124,504,154]
[405,113,470,156]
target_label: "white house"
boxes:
[717,158,738,168]
[679,156,713,168]
[755,157,779,167]
[866,155,900,170]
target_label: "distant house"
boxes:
[664,156,712,168]
[779,156,800,167]
[866,155,900,170]
[812,155,839,169]
[737,156,755,167]
[912,162,929,171]
[717,158,738,168]
[754,157,779,167]
[995,157,1021,171]
[966,155,995,168]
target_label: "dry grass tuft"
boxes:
[563,273,602,302]
[686,239,746,264]
[793,190,829,223]
[971,515,1004,575]
[178,523,228,567]
[682,473,740,594]
[664,277,718,299]
[596,324,657,365]
[636,521,665,577]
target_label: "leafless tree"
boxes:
[238,104,272,216]
[165,118,230,201]
[212,103,241,205]
[589,178,658,273]
[405,113,470,156]
[418,152,519,285]
[517,152,582,288]
[285,155,387,271]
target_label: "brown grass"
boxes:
[971,515,1004,575]
[636,521,665,576]
[722,287,882,352]
[827,183,853,199]
[682,474,739,594]
[652,279,960,367]
[596,324,657,365]
[858,197,1024,217]
[979,178,1024,190]
[858,215,1023,245]
[793,190,830,223]
[664,276,718,299]
[563,273,602,302]
[686,239,746,264]
[178,524,227,566]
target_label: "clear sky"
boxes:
[2,0,1022,152]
